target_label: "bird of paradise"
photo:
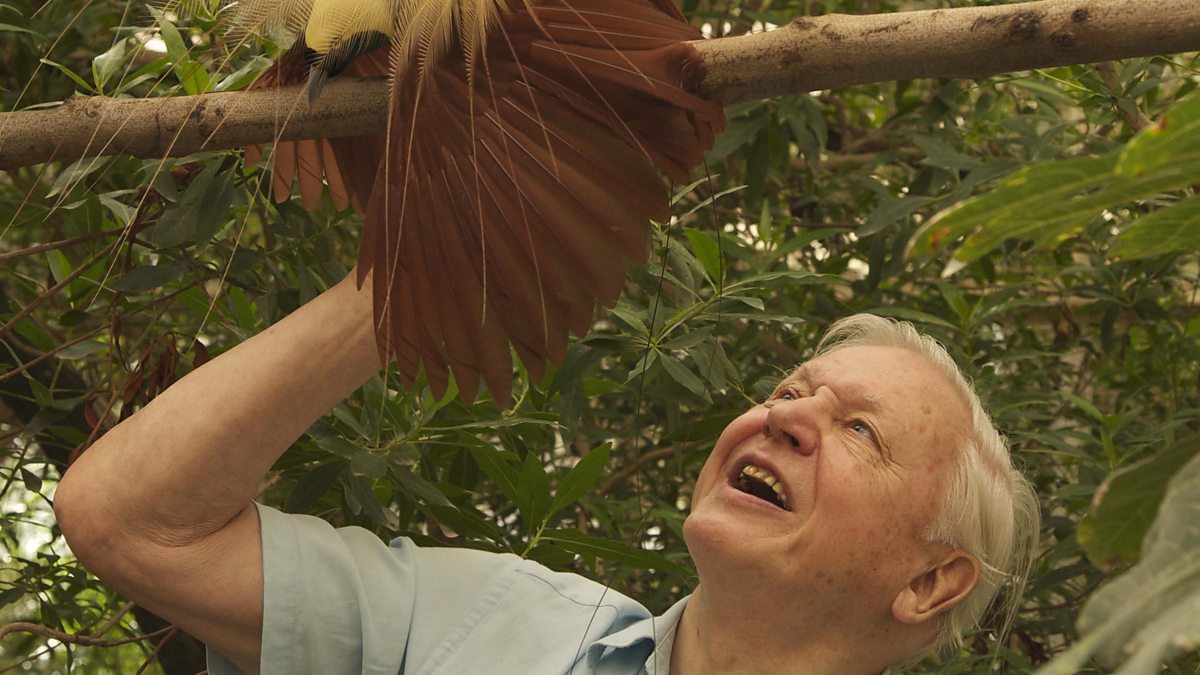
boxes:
[173,0,725,403]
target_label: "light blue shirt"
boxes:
[207,504,688,674]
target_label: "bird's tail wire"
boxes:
[520,3,657,170]
[491,14,554,351]
[461,3,489,327]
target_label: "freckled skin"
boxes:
[677,346,974,672]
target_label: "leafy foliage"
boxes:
[1,0,1198,673]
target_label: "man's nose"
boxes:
[760,396,825,455]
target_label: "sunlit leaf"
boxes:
[1078,440,1198,569]
[1110,198,1200,260]
[1039,445,1200,674]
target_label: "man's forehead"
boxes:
[784,358,884,412]
[791,346,972,462]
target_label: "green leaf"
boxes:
[911,93,1200,271]
[111,260,189,293]
[158,19,188,61]
[349,450,388,480]
[1077,441,1198,569]
[55,339,106,360]
[92,38,127,92]
[0,22,38,36]
[541,529,691,577]
[38,58,95,94]
[936,283,971,323]
[424,503,506,543]
[47,158,105,198]
[909,155,1115,258]
[391,466,451,507]
[705,112,767,163]
[1061,391,1106,425]
[343,475,397,529]
[467,445,521,504]
[1116,94,1200,179]
[860,194,933,237]
[1038,441,1200,675]
[0,586,25,610]
[912,135,983,172]
[145,161,236,248]
[1110,198,1200,260]
[44,249,73,286]
[284,461,346,513]
[658,352,709,399]
[660,325,715,351]
[608,301,649,336]
[516,453,552,534]
[549,443,612,517]
[20,467,42,493]
[683,227,724,284]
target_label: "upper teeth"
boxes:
[741,464,789,508]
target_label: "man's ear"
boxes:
[891,550,980,625]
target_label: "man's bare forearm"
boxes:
[58,271,382,546]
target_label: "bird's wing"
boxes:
[360,0,724,403]
[244,44,390,214]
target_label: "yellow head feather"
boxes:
[305,0,396,55]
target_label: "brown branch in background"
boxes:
[0,239,122,342]
[0,619,173,647]
[0,0,1197,169]
[90,600,137,638]
[699,0,1200,102]
[0,226,130,264]
[0,282,198,384]
[135,627,180,675]
[601,445,684,494]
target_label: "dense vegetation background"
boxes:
[1,0,1198,672]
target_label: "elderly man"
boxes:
[54,271,1039,674]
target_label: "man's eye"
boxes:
[779,391,796,401]
[850,420,876,440]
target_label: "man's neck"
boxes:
[668,584,893,675]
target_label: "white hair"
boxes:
[814,314,1040,654]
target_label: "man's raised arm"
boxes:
[53,271,383,674]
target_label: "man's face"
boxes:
[684,345,972,622]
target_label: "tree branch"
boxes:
[0,0,1197,169]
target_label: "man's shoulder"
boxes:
[393,536,647,617]
[396,539,657,673]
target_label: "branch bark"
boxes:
[0,0,1197,169]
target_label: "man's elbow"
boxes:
[54,459,128,581]
[55,464,98,561]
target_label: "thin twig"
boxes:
[0,324,108,383]
[0,283,198,383]
[0,239,122,342]
[0,644,55,673]
[599,445,682,494]
[91,601,136,638]
[0,226,129,264]
[0,621,173,647]
[135,626,178,675]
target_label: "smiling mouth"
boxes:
[736,463,790,511]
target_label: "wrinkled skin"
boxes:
[675,345,977,674]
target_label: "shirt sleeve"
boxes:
[207,503,417,675]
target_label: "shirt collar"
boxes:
[585,595,690,672]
